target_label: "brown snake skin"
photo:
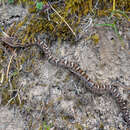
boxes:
[1,35,130,126]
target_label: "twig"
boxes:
[0,69,4,84]
[48,2,76,38]
[6,93,17,107]
[6,53,14,81]
[31,103,44,129]
[6,84,23,107]
[80,18,92,33]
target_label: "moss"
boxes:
[91,33,100,45]
[99,122,104,129]
[0,49,3,58]
[1,0,129,45]
[62,73,71,83]
[1,88,10,105]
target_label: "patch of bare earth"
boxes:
[0,5,130,130]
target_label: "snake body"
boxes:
[1,36,130,126]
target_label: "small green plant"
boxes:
[110,9,129,20]
[95,23,120,37]
[8,0,14,4]
[42,122,51,130]
[36,2,43,10]
[95,22,125,47]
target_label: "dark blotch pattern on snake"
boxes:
[1,35,130,126]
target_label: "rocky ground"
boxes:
[0,4,130,130]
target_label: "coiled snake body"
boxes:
[1,35,130,126]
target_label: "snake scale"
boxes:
[1,35,130,127]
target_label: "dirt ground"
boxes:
[0,5,130,130]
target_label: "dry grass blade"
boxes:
[0,69,4,84]
[6,51,16,81]
[113,0,116,11]
[48,2,76,38]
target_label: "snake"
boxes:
[0,34,130,127]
